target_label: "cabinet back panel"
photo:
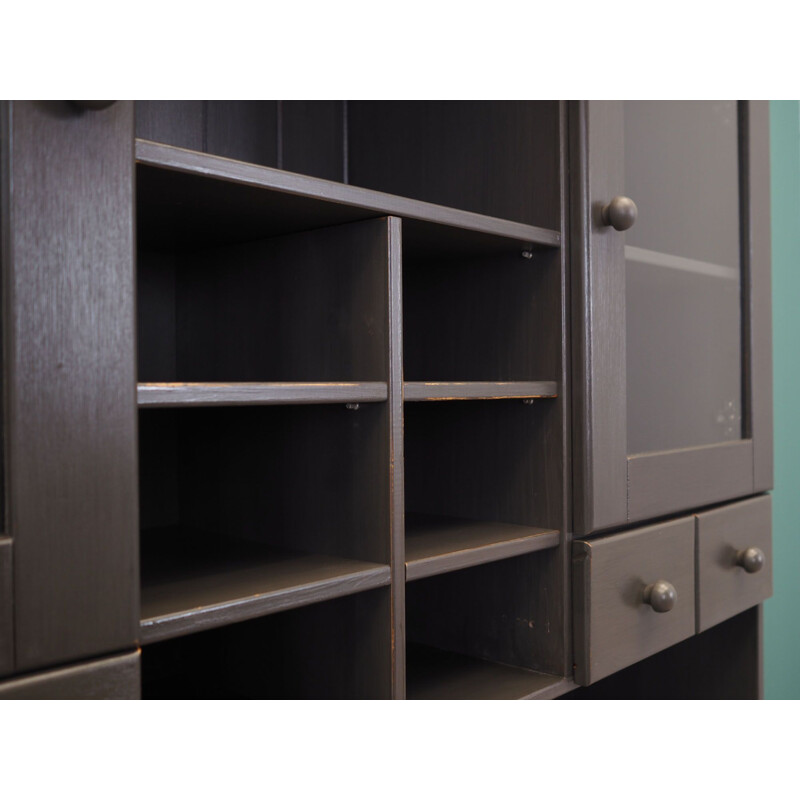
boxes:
[406,552,564,675]
[142,588,392,699]
[139,403,390,564]
[348,101,561,230]
[404,399,563,531]
[403,248,561,381]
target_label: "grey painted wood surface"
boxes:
[403,381,557,402]
[136,140,561,248]
[138,382,388,408]
[570,101,628,533]
[405,514,559,582]
[695,495,773,633]
[386,217,406,698]
[0,650,140,700]
[628,440,753,521]
[3,101,139,671]
[141,549,391,644]
[746,103,774,492]
[0,538,12,677]
[406,643,563,700]
[573,516,696,685]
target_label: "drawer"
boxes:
[573,517,695,685]
[695,495,773,633]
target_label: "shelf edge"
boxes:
[404,381,558,402]
[140,563,391,645]
[136,139,561,249]
[137,382,388,408]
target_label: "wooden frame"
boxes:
[571,101,773,533]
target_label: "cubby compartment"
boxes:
[403,400,562,581]
[137,217,389,390]
[402,234,562,386]
[138,403,390,643]
[135,101,561,232]
[142,588,392,699]
[405,556,565,700]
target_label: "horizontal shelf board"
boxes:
[140,541,391,644]
[405,513,560,581]
[406,644,564,700]
[404,381,558,402]
[138,382,388,408]
[136,140,560,253]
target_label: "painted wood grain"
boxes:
[4,101,139,671]
[695,494,772,633]
[628,439,753,521]
[135,140,561,248]
[137,382,387,407]
[0,538,12,677]
[405,513,559,582]
[403,381,557,402]
[572,516,696,685]
[141,549,391,644]
[0,650,140,699]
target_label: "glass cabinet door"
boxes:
[623,101,743,455]
[574,100,772,533]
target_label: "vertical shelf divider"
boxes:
[387,216,406,699]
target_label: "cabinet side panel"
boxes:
[7,101,138,670]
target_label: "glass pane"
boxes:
[624,101,742,455]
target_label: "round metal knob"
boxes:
[736,547,765,574]
[601,196,638,231]
[643,580,677,613]
[72,101,116,111]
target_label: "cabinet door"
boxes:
[571,101,772,532]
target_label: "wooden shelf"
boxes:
[405,513,559,581]
[406,644,569,700]
[138,382,388,408]
[404,381,558,402]
[136,139,560,254]
[140,537,391,644]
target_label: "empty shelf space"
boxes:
[138,382,388,408]
[136,139,560,252]
[406,644,564,700]
[140,538,390,644]
[405,513,560,581]
[404,381,557,402]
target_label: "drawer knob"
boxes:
[601,196,638,231]
[736,547,765,574]
[643,580,677,613]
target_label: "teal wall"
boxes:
[764,100,800,699]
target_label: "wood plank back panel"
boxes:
[0,650,140,700]
[348,101,561,230]
[4,101,138,671]
[143,588,391,699]
[406,550,564,675]
[206,101,278,167]
[174,218,389,382]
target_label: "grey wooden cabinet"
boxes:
[571,101,772,533]
[0,100,771,699]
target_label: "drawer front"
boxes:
[695,495,773,633]
[573,517,695,685]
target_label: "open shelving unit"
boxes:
[134,101,569,699]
